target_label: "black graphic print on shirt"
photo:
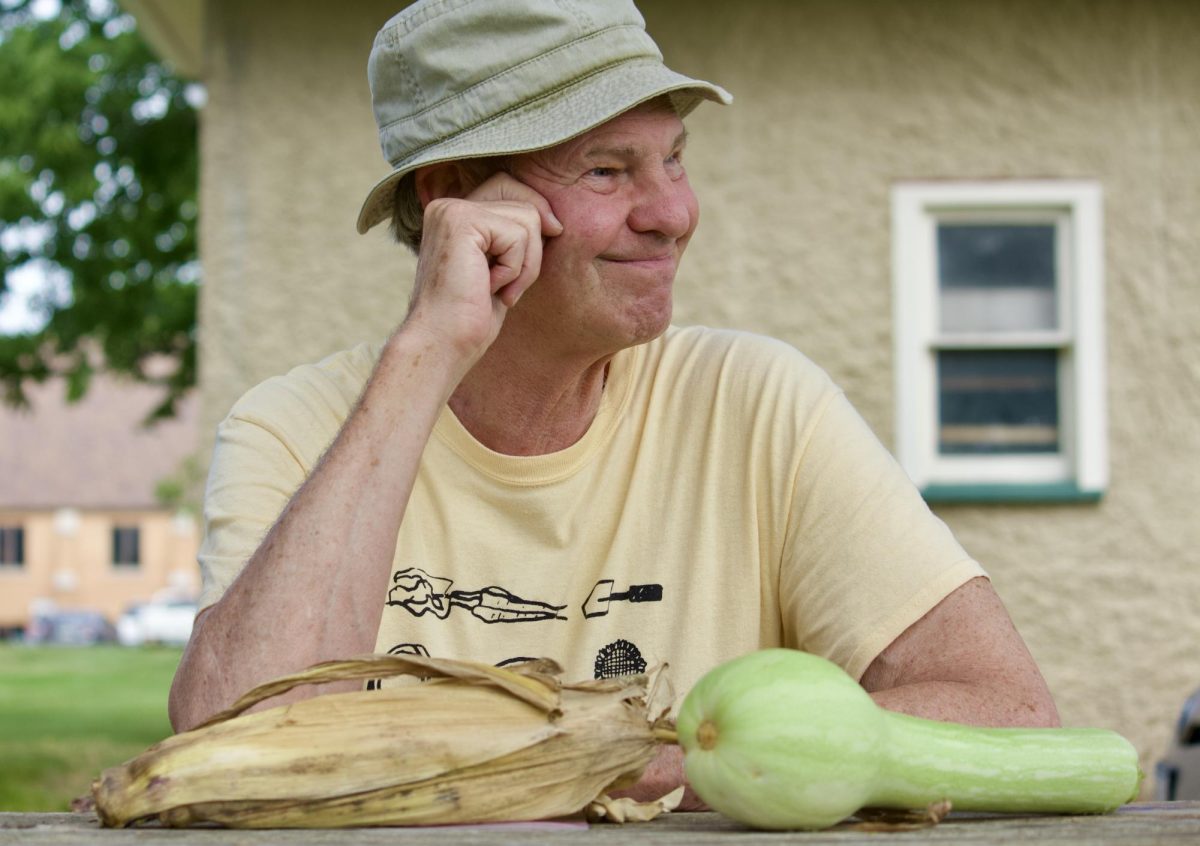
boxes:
[366,637,653,685]
[380,572,661,682]
[386,642,430,657]
[387,567,567,623]
[365,642,432,690]
[594,639,647,679]
[495,656,542,668]
[582,580,663,619]
[366,644,548,690]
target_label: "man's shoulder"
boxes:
[633,326,845,463]
[226,342,380,430]
[652,325,833,387]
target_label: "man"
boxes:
[170,0,1058,807]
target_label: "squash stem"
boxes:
[653,726,679,744]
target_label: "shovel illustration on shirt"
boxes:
[388,567,567,623]
[582,580,663,619]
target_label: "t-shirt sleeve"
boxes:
[196,412,309,611]
[778,389,986,682]
[195,344,378,612]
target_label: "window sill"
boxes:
[921,482,1103,504]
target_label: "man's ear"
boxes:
[414,163,469,207]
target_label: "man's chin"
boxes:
[625,300,674,347]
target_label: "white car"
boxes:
[117,599,197,646]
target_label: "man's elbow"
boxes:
[167,678,192,734]
[1019,688,1061,729]
[168,607,218,733]
[168,648,209,734]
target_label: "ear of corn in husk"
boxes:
[91,654,675,828]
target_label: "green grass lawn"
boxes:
[0,644,182,812]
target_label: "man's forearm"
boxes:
[169,327,469,732]
[858,578,1060,730]
[870,680,1060,728]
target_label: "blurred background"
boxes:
[0,0,200,812]
[1,0,1198,812]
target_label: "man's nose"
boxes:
[628,171,696,239]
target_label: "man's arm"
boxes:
[169,327,467,732]
[169,174,559,732]
[860,575,1060,727]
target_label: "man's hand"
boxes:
[404,172,562,369]
[608,745,708,811]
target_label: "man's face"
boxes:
[505,102,699,356]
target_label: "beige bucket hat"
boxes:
[356,0,732,234]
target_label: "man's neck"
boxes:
[448,343,614,457]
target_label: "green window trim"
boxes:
[921,482,1103,504]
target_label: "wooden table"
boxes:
[4,803,1200,845]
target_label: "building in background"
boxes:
[0,375,199,632]
[118,0,1200,791]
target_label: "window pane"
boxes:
[938,350,1059,454]
[938,224,1057,332]
[113,526,140,567]
[0,527,24,566]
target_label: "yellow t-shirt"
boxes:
[199,326,984,699]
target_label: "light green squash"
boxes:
[676,649,1142,830]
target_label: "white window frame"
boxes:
[892,181,1106,500]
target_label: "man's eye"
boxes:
[588,167,618,178]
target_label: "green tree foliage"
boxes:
[0,0,197,419]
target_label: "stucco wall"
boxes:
[197,0,1200,788]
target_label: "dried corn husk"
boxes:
[586,786,685,823]
[91,654,673,829]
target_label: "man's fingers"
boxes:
[487,229,525,292]
[484,213,541,306]
[507,210,543,305]
[468,171,563,237]
[409,189,544,361]
[479,202,542,307]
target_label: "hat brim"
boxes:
[355,61,732,234]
